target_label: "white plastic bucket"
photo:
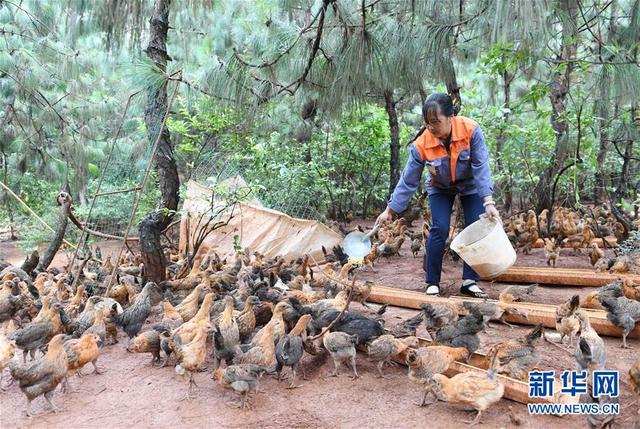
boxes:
[450,216,517,278]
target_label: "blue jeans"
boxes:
[425,193,485,285]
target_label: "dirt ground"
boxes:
[0,235,638,429]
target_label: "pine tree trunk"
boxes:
[384,89,400,198]
[139,0,179,284]
[534,0,578,213]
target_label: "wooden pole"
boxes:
[485,266,640,287]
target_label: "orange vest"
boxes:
[414,116,478,183]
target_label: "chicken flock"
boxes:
[0,206,638,427]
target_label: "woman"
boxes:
[377,93,500,298]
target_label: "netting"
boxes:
[191,148,323,221]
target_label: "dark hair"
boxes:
[422,93,458,120]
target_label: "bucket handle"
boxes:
[479,213,502,225]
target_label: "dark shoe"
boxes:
[425,284,440,296]
[460,281,488,298]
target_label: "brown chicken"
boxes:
[234,321,276,367]
[622,279,640,301]
[432,371,505,427]
[498,284,537,303]
[174,323,210,399]
[517,225,539,255]
[363,243,380,270]
[581,291,604,310]
[406,346,469,406]
[107,283,129,306]
[379,235,405,257]
[62,332,103,391]
[0,320,16,389]
[84,308,108,345]
[421,302,460,339]
[11,303,65,361]
[486,324,543,380]
[65,285,86,318]
[175,283,207,322]
[9,333,69,416]
[323,331,358,379]
[213,364,267,409]
[132,330,162,366]
[544,238,560,267]
[629,360,639,421]
[250,301,288,346]
[589,242,605,267]
[236,296,260,342]
[367,335,418,377]
[556,294,581,346]
[153,300,184,333]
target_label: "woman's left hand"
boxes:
[485,203,501,223]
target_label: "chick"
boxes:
[323,331,358,379]
[575,312,606,371]
[236,296,260,342]
[62,333,103,391]
[174,324,210,399]
[213,364,267,409]
[432,371,505,427]
[405,346,469,406]
[589,242,605,267]
[276,314,312,388]
[390,311,423,338]
[498,284,537,304]
[599,291,640,348]
[0,320,16,389]
[544,238,560,267]
[411,238,422,258]
[435,308,484,356]
[131,330,162,366]
[421,302,459,339]
[213,296,240,370]
[367,335,418,378]
[114,282,159,347]
[9,334,69,416]
[578,339,619,429]
[486,324,543,381]
[556,294,581,346]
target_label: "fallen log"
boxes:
[368,284,640,339]
[484,266,640,286]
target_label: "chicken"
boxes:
[0,289,24,323]
[544,238,560,267]
[132,330,162,366]
[322,331,358,379]
[64,284,86,318]
[406,346,469,406]
[84,308,108,345]
[62,332,103,391]
[0,320,16,389]
[114,282,159,345]
[9,334,69,416]
[622,279,640,301]
[498,284,537,303]
[630,360,640,427]
[250,301,289,346]
[174,283,207,322]
[575,311,606,370]
[152,300,183,333]
[578,338,619,429]
[556,294,581,346]
[517,225,539,255]
[174,323,210,399]
[312,310,384,344]
[390,311,423,338]
[462,301,528,330]
[367,335,418,378]
[581,291,604,310]
[275,314,312,388]
[421,302,459,339]
[432,371,505,427]
[379,235,405,257]
[349,281,373,308]
[234,321,276,367]
[236,296,260,342]
[486,324,543,380]
[599,289,640,348]
[363,243,380,270]
[213,364,267,409]
[435,308,484,356]
[11,304,65,361]
[213,296,240,370]
[589,242,605,267]
[411,238,422,258]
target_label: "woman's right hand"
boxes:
[376,207,395,225]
